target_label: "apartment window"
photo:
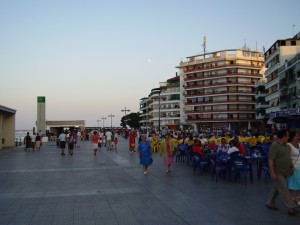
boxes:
[197,97,203,102]
[213,105,227,111]
[291,40,296,46]
[214,96,227,102]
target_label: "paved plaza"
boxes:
[0,137,299,225]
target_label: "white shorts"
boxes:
[93,143,98,150]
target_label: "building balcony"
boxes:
[185,109,255,114]
[186,100,255,106]
[185,90,254,97]
[183,63,263,74]
[184,73,262,82]
[265,91,280,102]
[265,77,279,90]
[256,102,269,108]
[185,81,256,90]
[186,117,255,123]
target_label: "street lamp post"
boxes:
[108,114,115,129]
[101,117,106,129]
[121,107,130,128]
[97,119,101,132]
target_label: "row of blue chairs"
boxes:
[174,143,271,184]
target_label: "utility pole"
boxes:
[108,114,115,129]
[97,119,100,132]
[101,117,106,129]
[121,107,130,127]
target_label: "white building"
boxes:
[264,32,300,118]
[145,75,182,131]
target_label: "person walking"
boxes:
[105,130,113,150]
[266,129,298,215]
[114,137,118,150]
[35,133,41,151]
[31,133,36,151]
[76,130,81,147]
[24,132,32,152]
[68,131,76,155]
[138,134,152,174]
[129,129,136,153]
[159,133,175,173]
[92,131,99,156]
[58,131,67,156]
[287,130,300,206]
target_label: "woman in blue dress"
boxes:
[138,134,152,174]
[287,131,300,206]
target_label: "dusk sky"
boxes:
[0,0,299,129]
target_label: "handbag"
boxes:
[290,149,300,176]
[290,164,295,176]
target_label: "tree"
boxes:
[120,112,141,129]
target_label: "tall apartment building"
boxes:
[140,76,182,131]
[178,49,264,130]
[264,32,300,125]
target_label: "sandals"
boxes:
[292,198,300,207]
[265,204,278,210]
[288,209,298,215]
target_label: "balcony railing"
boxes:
[185,81,257,90]
[186,100,255,105]
[185,90,253,97]
[185,109,255,114]
[183,62,263,73]
[186,117,255,122]
[185,72,262,81]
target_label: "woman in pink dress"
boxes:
[159,133,175,173]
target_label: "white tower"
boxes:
[37,96,46,136]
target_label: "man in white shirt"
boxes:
[31,133,36,151]
[105,130,113,150]
[76,131,81,147]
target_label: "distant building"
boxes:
[0,105,16,149]
[139,97,148,130]
[178,49,265,130]
[255,78,269,128]
[140,75,183,131]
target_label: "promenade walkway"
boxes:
[0,137,298,225]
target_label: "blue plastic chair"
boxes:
[211,152,230,182]
[192,153,210,176]
[176,144,187,163]
[186,145,193,166]
[230,156,250,184]
[257,155,270,182]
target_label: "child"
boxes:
[92,131,99,156]
[114,137,118,150]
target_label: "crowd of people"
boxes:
[135,127,300,216]
[24,126,300,215]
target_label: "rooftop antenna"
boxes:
[293,24,295,36]
[202,35,206,59]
